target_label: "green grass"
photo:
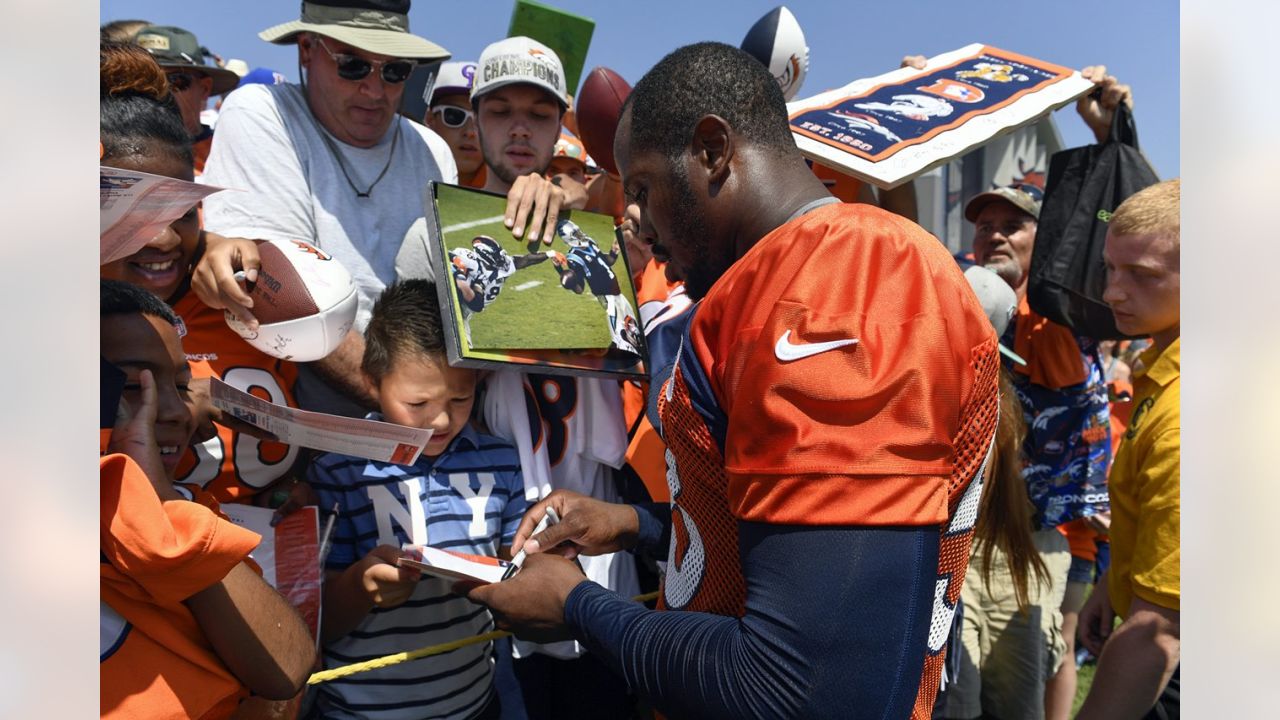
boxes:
[1073,662,1096,716]
[436,185,624,351]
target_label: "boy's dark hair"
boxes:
[624,41,795,163]
[363,279,446,382]
[101,279,180,325]
[100,40,193,167]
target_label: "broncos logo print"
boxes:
[290,240,332,261]
[1032,405,1070,431]
[956,62,1030,84]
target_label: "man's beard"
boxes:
[983,257,1024,291]
[669,168,726,301]
[480,131,548,187]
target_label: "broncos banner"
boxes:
[787,44,1094,189]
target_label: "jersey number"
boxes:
[523,375,577,468]
[663,447,705,610]
[178,367,299,489]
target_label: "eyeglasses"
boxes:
[430,105,475,128]
[167,72,195,92]
[314,36,414,84]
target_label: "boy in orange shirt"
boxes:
[100,280,314,719]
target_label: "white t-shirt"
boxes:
[483,370,639,660]
[202,83,457,414]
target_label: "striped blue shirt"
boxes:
[309,422,527,720]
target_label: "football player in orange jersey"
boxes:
[467,42,1000,719]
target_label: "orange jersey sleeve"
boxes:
[171,292,301,502]
[685,203,997,527]
[100,453,260,720]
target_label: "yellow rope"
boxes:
[308,591,661,685]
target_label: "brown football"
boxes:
[575,66,632,176]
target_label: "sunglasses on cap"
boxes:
[430,106,475,128]
[314,36,414,84]
[166,72,196,92]
[1013,183,1044,202]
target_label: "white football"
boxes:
[740,6,810,102]
[224,239,358,362]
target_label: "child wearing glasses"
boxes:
[425,61,487,188]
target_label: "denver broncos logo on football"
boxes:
[290,239,332,261]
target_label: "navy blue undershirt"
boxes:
[564,504,940,719]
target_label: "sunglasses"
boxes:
[314,36,414,84]
[1013,183,1044,202]
[167,72,195,92]
[431,105,475,128]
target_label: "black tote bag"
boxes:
[1028,102,1160,339]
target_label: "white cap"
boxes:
[472,36,568,109]
[430,61,478,105]
[964,265,1027,366]
[224,58,250,77]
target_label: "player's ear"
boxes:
[690,114,733,186]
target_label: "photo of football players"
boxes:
[450,234,550,344]
[551,219,643,355]
[432,183,645,355]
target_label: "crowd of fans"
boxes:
[99,2,1180,719]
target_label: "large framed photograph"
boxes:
[787,44,1095,189]
[425,182,645,379]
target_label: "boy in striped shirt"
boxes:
[310,279,527,719]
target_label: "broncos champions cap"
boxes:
[472,36,568,110]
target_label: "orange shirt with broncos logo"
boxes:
[656,202,1000,718]
[171,290,301,502]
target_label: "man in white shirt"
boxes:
[194,0,457,416]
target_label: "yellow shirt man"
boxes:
[1106,338,1180,619]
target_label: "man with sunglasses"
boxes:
[425,61,487,188]
[196,0,459,419]
[134,25,239,174]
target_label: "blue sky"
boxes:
[102,0,1179,176]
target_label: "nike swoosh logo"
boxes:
[774,330,859,362]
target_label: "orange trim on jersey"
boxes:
[728,472,951,526]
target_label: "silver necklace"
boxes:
[315,117,401,198]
